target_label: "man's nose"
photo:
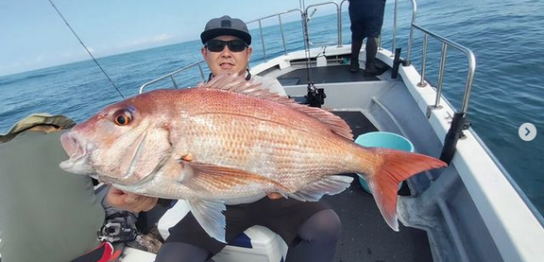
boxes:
[220,46,233,57]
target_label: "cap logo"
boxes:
[221,20,231,28]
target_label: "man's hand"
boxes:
[267,192,284,200]
[106,187,158,213]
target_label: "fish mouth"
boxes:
[59,132,92,174]
[61,132,86,160]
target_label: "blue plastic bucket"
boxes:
[355,132,415,194]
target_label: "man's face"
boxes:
[201,35,252,76]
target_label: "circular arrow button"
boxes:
[519,123,537,141]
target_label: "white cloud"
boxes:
[0,34,174,76]
[0,50,89,76]
[0,61,39,76]
[0,62,21,71]
[121,33,173,49]
[151,33,172,43]
[34,55,45,62]
[63,49,90,58]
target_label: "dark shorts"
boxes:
[165,197,331,255]
[349,0,387,41]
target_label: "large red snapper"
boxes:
[60,74,446,242]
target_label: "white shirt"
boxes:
[250,75,287,97]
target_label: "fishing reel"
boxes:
[306,82,326,108]
[98,210,139,243]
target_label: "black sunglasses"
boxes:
[206,39,248,52]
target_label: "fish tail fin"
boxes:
[361,148,447,231]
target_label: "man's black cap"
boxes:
[200,15,251,45]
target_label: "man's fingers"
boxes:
[106,188,126,207]
[267,192,284,200]
[124,193,139,204]
[131,196,158,212]
[140,197,159,212]
[109,187,125,196]
[106,187,158,213]
[133,197,149,212]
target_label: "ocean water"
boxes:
[1,0,543,216]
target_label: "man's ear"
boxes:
[247,46,253,62]
[201,46,207,59]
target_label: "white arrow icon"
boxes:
[519,123,537,141]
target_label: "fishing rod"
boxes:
[47,0,125,99]
[300,0,313,87]
[299,0,325,108]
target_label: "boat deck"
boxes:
[276,61,389,86]
[286,111,433,262]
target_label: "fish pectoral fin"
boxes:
[178,161,289,192]
[289,175,353,202]
[188,199,227,243]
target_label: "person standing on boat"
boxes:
[348,0,387,75]
[107,15,342,262]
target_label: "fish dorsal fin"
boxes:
[200,73,353,140]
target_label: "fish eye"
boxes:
[113,110,133,126]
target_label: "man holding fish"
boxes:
[56,13,446,262]
[0,11,447,262]
[103,15,343,262]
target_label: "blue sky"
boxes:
[0,0,336,77]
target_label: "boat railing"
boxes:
[400,0,475,116]
[139,0,475,113]
[138,61,206,94]
[411,24,476,115]
[246,1,348,63]
[304,2,343,47]
[245,9,304,62]
[286,0,476,116]
[388,0,475,163]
